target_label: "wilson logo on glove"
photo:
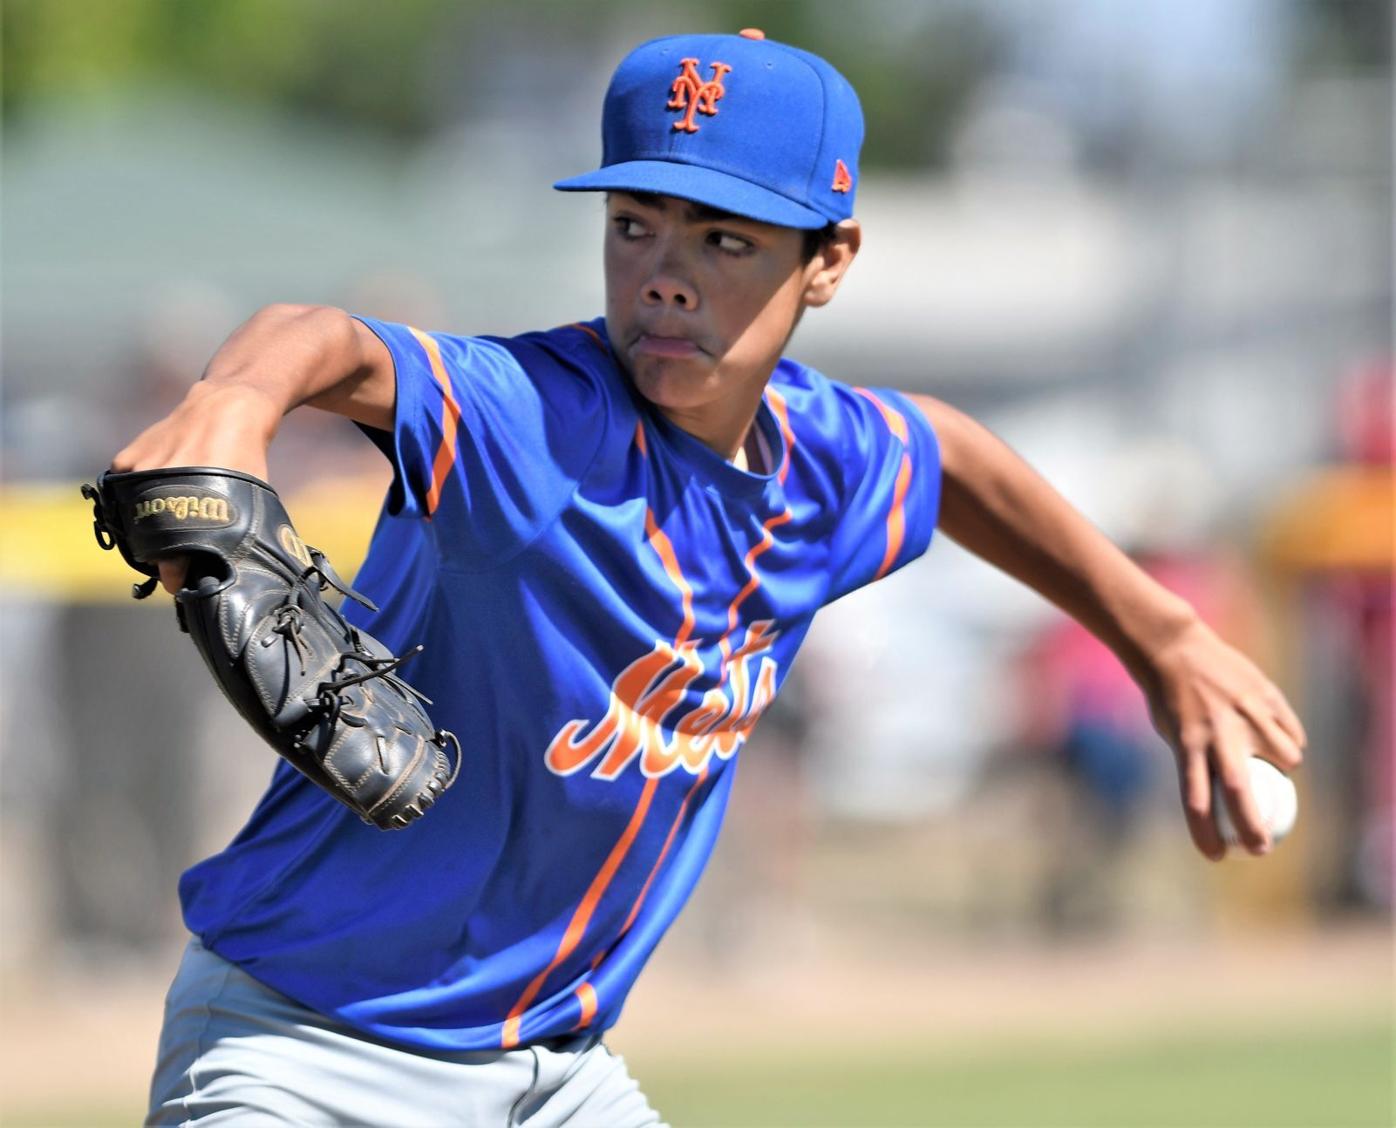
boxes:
[278,524,314,568]
[132,491,233,525]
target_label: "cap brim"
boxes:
[554,161,830,229]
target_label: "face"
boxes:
[603,192,856,448]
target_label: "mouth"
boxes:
[631,333,706,360]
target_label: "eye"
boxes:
[612,216,649,240]
[709,230,754,255]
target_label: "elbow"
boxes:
[253,303,362,359]
[255,302,350,328]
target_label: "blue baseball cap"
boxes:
[555,29,863,229]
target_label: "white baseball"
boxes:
[1212,757,1298,847]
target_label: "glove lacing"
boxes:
[286,555,461,786]
[266,554,428,715]
[266,604,310,674]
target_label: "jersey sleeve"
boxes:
[352,317,610,569]
[824,385,942,603]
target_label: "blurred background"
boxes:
[1,1,1391,1124]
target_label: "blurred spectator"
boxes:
[1321,360,1392,910]
[1336,359,1394,466]
[1261,359,1392,913]
[1014,550,1259,934]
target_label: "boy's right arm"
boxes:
[111,303,395,591]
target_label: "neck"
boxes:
[656,390,765,462]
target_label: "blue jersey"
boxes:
[179,317,942,1052]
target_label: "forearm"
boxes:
[110,304,396,593]
[909,394,1196,686]
[112,303,394,474]
[197,303,393,432]
[909,394,1305,860]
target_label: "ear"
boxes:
[801,219,862,308]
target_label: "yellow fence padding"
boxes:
[9,464,1391,601]
[1261,466,1394,574]
[0,477,387,603]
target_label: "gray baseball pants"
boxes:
[147,937,666,1127]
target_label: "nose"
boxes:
[643,243,699,311]
[645,277,696,309]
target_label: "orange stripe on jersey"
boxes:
[874,453,913,580]
[569,321,606,349]
[407,327,464,519]
[634,420,648,458]
[576,768,707,1034]
[505,503,698,1047]
[851,388,915,582]
[644,510,694,646]
[572,981,598,1031]
[501,776,660,1048]
[717,508,793,673]
[764,386,796,485]
[853,386,910,443]
[607,766,708,953]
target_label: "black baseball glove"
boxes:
[81,466,460,830]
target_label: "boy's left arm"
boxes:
[906,394,1306,861]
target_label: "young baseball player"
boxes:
[116,30,1306,1125]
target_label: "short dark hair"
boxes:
[801,222,838,264]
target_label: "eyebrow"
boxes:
[613,191,745,225]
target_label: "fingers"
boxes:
[1245,686,1307,759]
[1176,702,1301,862]
[1238,701,1304,773]
[1177,725,1226,862]
[109,384,277,481]
[158,557,190,595]
[1211,707,1271,856]
[1153,629,1307,863]
[111,435,163,473]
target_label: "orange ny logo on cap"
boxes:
[667,57,731,133]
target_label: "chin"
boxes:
[628,356,721,412]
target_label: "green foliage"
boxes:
[2,0,467,137]
[1,0,997,168]
[702,0,1003,169]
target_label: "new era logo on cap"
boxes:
[555,30,864,229]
